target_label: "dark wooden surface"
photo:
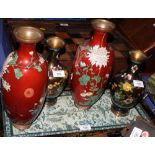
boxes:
[113,19,155,52]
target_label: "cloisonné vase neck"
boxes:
[18,43,36,52]
[47,48,60,63]
[89,31,108,47]
[46,36,65,63]
[16,42,39,67]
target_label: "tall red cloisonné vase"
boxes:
[71,19,115,110]
[1,26,48,130]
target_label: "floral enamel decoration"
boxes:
[2,63,10,76]
[80,91,93,97]
[122,82,133,92]
[2,78,11,92]
[39,56,45,64]
[80,61,86,67]
[87,45,110,68]
[23,52,43,73]
[24,88,34,98]
[33,65,42,72]
[71,19,115,109]
[1,26,48,130]
[14,68,23,79]
[9,52,18,65]
[2,52,14,76]
[2,51,24,80]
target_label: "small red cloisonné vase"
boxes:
[71,19,115,110]
[1,26,48,130]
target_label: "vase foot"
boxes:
[46,98,57,106]
[111,105,129,117]
[13,123,31,130]
[74,102,91,110]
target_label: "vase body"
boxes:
[71,20,115,109]
[1,27,48,130]
[46,36,68,105]
[110,51,147,116]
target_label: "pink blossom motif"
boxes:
[24,88,34,98]
[141,131,149,137]
[88,45,110,68]
[39,56,45,64]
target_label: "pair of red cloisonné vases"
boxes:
[1,19,116,130]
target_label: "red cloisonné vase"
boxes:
[71,19,115,110]
[1,26,48,130]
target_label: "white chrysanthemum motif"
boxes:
[2,52,14,75]
[87,45,110,68]
[39,56,44,64]
[2,78,11,92]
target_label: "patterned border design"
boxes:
[1,90,150,137]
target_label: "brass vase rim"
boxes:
[46,36,65,49]
[13,26,44,44]
[129,49,148,64]
[91,19,115,32]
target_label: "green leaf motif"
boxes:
[114,91,125,101]
[14,68,23,79]
[92,87,99,91]
[93,75,101,83]
[9,53,18,65]
[79,75,90,85]
[86,46,91,51]
[75,71,80,75]
[34,65,42,72]
[83,67,88,71]
[85,89,104,105]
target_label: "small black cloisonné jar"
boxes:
[110,50,148,116]
[46,36,68,106]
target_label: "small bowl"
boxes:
[129,50,148,64]
[46,36,65,49]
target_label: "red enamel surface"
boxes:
[71,31,114,108]
[2,43,48,125]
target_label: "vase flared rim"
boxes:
[46,36,65,49]
[91,19,115,32]
[13,26,44,44]
[129,50,148,64]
